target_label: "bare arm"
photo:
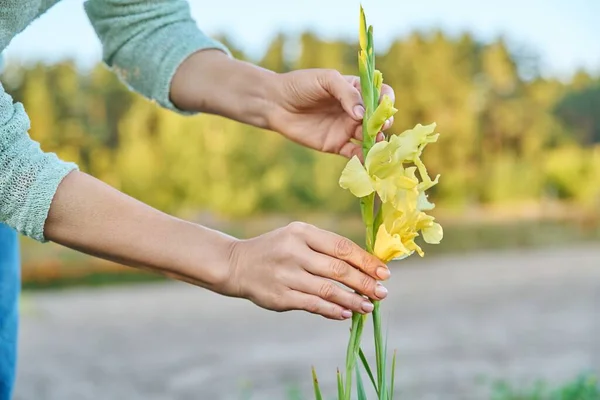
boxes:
[44,171,389,320]
[170,49,277,129]
[44,170,234,291]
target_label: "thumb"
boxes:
[319,71,365,120]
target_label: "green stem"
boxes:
[372,300,386,399]
[344,312,366,400]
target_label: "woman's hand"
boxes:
[267,70,396,159]
[221,221,391,320]
[171,51,395,159]
[45,172,389,321]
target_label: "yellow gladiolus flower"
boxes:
[373,202,444,262]
[394,122,441,190]
[367,95,398,139]
[374,70,383,94]
[373,224,411,263]
[339,139,419,208]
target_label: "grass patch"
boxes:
[490,374,600,400]
[234,374,600,399]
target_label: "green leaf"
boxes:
[312,366,324,400]
[358,347,378,395]
[344,312,365,400]
[380,315,391,400]
[372,301,384,392]
[356,364,368,400]
[337,369,344,400]
[390,350,397,400]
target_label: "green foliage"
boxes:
[312,367,324,400]
[3,30,599,219]
[490,375,600,400]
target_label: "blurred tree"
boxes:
[2,31,599,218]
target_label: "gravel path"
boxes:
[14,246,600,400]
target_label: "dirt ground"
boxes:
[14,246,600,400]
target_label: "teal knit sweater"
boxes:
[0,0,229,242]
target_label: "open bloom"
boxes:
[393,122,441,189]
[339,121,443,262]
[339,122,440,209]
[339,138,419,210]
[373,202,443,262]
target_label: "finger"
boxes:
[344,75,361,91]
[383,116,394,131]
[320,71,364,121]
[289,270,374,314]
[345,76,396,105]
[284,290,352,320]
[302,253,387,300]
[302,226,391,281]
[339,142,363,160]
[353,123,363,141]
[380,83,396,104]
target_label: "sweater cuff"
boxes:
[155,31,232,116]
[25,156,78,243]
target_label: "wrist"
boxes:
[170,50,281,130]
[165,219,240,292]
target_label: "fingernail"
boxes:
[383,119,391,130]
[342,310,353,319]
[375,284,388,299]
[361,301,374,313]
[353,105,365,119]
[377,267,391,280]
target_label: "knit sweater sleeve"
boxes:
[84,0,231,114]
[0,82,78,241]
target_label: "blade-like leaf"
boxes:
[312,366,324,400]
[358,347,378,395]
[337,368,344,400]
[389,350,398,400]
[372,300,384,394]
[356,364,368,400]
[345,312,366,400]
[379,321,390,400]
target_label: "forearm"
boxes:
[44,170,235,290]
[170,50,278,129]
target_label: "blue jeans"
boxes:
[0,223,19,400]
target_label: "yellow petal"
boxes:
[414,157,440,191]
[372,176,398,205]
[366,95,398,138]
[359,6,368,51]
[394,170,419,190]
[381,202,402,233]
[405,239,424,257]
[374,224,410,263]
[364,140,393,176]
[391,186,419,212]
[389,132,420,163]
[339,156,374,198]
[358,50,368,79]
[393,122,439,162]
[374,70,383,94]
[422,222,443,244]
[417,191,435,211]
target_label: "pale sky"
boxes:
[4,0,600,79]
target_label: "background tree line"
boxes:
[3,30,600,220]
